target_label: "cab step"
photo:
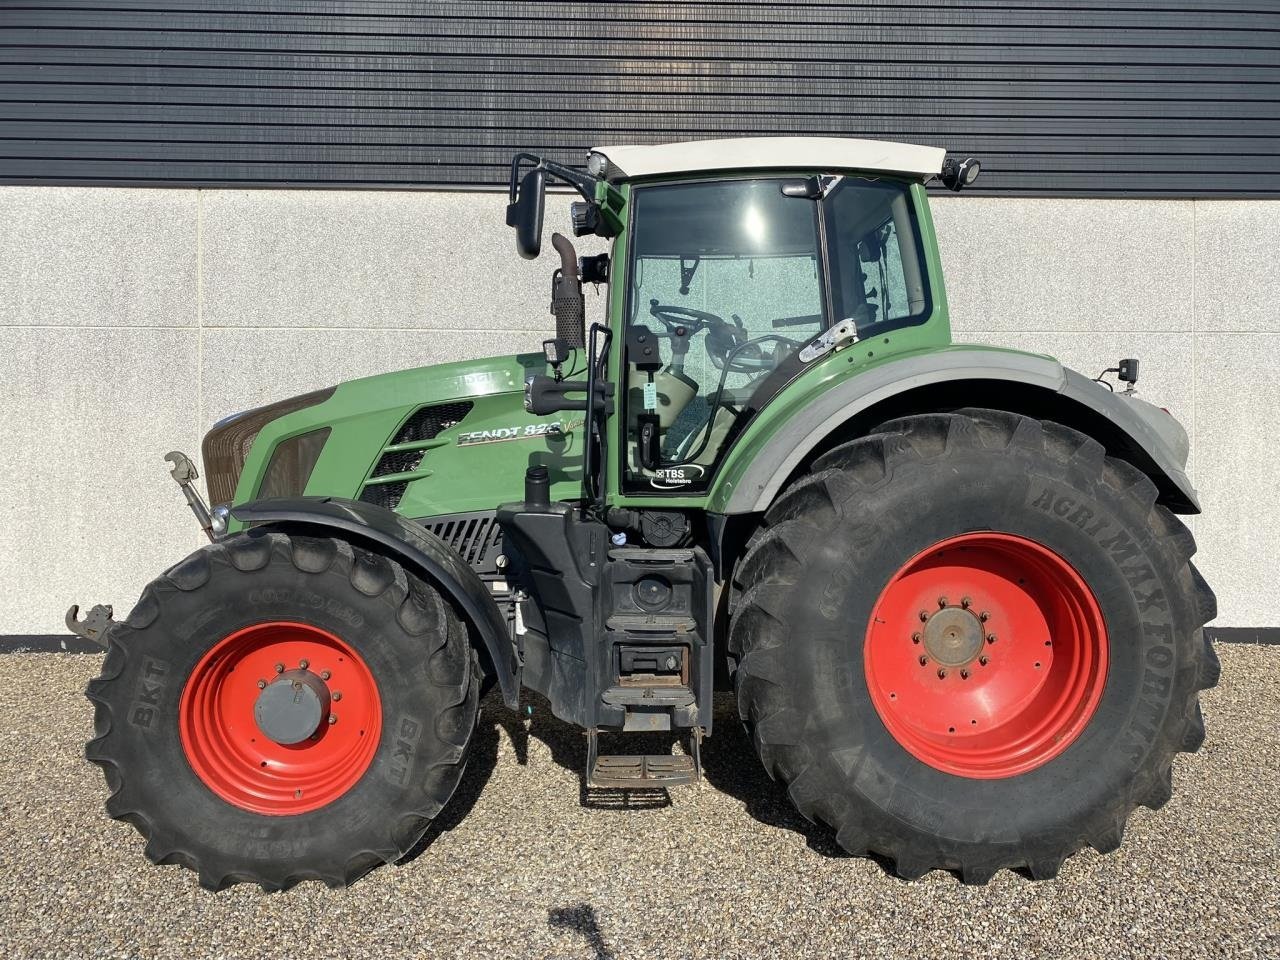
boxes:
[585,728,702,789]
[591,754,697,788]
[600,684,696,708]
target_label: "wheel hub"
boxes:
[922,607,984,666]
[254,669,330,745]
[864,533,1108,779]
[179,621,381,815]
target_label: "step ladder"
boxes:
[585,726,703,789]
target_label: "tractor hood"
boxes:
[217,350,586,521]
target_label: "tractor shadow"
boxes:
[513,691,675,810]
[397,689,508,864]
[402,688,956,883]
[697,692,854,861]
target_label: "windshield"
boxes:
[622,178,826,492]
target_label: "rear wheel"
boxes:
[729,409,1218,882]
[86,531,479,891]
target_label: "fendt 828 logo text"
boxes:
[456,419,582,447]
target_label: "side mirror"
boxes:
[506,168,546,260]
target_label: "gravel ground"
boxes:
[0,645,1276,960]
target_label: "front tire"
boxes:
[729,409,1218,882]
[85,531,479,891]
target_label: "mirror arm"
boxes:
[507,153,599,204]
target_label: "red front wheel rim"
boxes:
[179,621,382,815]
[865,533,1108,779]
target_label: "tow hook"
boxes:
[65,603,116,648]
[165,451,216,542]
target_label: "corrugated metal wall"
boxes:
[1,1,1276,196]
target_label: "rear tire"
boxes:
[729,409,1218,882]
[85,530,479,891]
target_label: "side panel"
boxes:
[227,351,587,517]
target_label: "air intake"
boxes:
[358,401,474,512]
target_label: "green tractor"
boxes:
[74,137,1218,890]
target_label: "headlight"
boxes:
[258,428,331,499]
[201,387,334,505]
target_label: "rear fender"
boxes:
[231,497,519,709]
[716,347,1199,516]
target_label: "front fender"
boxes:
[715,346,1199,515]
[230,496,519,709]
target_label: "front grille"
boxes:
[422,512,504,575]
[358,401,475,512]
[201,387,334,506]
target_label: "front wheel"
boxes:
[85,531,479,891]
[729,409,1219,882]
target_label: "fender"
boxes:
[715,346,1199,516]
[230,496,519,709]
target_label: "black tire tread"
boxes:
[85,532,479,892]
[729,407,1218,882]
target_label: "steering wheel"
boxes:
[648,301,727,335]
[648,301,774,372]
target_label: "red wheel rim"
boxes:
[179,622,382,814]
[864,533,1107,779]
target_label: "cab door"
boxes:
[616,176,828,496]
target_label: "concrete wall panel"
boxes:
[1194,201,1280,333]
[933,197,1195,334]
[0,187,196,328]
[0,327,204,634]
[1191,334,1280,628]
[200,191,606,333]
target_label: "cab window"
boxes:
[622,179,826,492]
[825,178,931,337]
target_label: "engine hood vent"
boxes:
[358,401,474,512]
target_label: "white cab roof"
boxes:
[593,137,946,181]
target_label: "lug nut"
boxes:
[961,596,972,609]
[328,714,337,725]
[937,668,948,679]
[256,679,266,689]
[979,656,989,666]
[919,610,929,622]
[911,632,922,644]
[960,670,970,680]
[332,691,342,702]
[986,634,997,644]
[274,663,284,674]
[979,611,990,622]
[938,596,948,608]
[299,659,309,669]
[918,655,929,666]
[320,670,331,680]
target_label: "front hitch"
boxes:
[66,603,115,648]
[165,450,216,542]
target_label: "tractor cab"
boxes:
[509,137,972,502]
